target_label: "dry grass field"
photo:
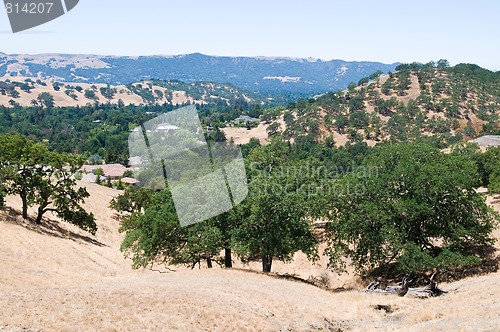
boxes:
[1,183,499,331]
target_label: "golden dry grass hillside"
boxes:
[267,66,500,147]
[223,66,499,148]
[0,77,261,107]
[1,183,499,331]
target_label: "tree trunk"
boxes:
[365,273,446,298]
[206,257,213,269]
[35,206,44,224]
[21,193,28,220]
[34,201,49,224]
[224,248,232,268]
[262,254,273,273]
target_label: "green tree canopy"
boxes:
[0,134,96,234]
[116,140,324,273]
[37,92,54,109]
[324,144,498,274]
[233,144,322,272]
[118,188,237,269]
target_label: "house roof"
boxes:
[80,173,107,183]
[81,165,97,173]
[473,135,500,147]
[121,177,139,184]
[235,116,260,123]
[81,163,129,178]
[156,123,179,131]
[106,168,127,178]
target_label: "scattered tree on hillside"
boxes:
[324,144,498,274]
[20,83,32,93]
[9,89,20,98]
[110,186,152,215]
[266,122,281,136]
[0,134,96,234]
[100,85,117,99]
[396,72,412,96]
[233,144,321,272]
[117,188,239,269]
[37,92,54,109]
[381,77,393,96]
[84,89,98,100]
[232,168,319,272]
[206,127,227,142]
[436,59,450,69]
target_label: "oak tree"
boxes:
[0,134,96,234]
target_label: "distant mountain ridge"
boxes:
[0,52,399,98]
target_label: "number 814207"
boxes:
[5,2,54,14]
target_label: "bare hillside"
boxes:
[1,183,499,331]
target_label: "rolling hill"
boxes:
[0,52,398,99]
[0,182,499,331]
[0,76,267,108]
[264,63,500,147]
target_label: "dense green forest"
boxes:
[0,100,262,164]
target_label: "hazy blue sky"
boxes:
[0,0,498,69]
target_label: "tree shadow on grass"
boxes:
[365,245,499,286]
[1,206,106,247]
[232,267,354,293]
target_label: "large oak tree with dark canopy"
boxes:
[0,134,96,234]
[324,143,498,274]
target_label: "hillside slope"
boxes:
[269,63,500,147]
[0,77,265,107]
[1,183,499,331]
